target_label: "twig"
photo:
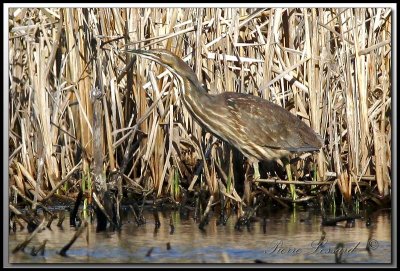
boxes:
[41,160,82,203]
[59,221,88,256]
[257,186,290,208]
[351,39,391,58]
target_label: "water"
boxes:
[8,209,392,264]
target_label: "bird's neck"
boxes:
[171,61,213,126]
[182,77,209,102]
[176,65,209,99]
[180,78,213,130]
[181,69,204,92]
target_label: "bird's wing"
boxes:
[221,93,321,152]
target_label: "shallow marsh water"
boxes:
[8,208,391,264]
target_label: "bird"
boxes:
[129,48,323,199]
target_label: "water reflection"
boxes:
[8,209,391,263]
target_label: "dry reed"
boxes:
[8,7,392,208]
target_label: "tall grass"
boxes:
[8,8,392,207]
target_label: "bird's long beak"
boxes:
[127,49,162,64]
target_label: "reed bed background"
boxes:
[8,8,392,209]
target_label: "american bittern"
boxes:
[130,49,323,198]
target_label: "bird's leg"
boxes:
[283,158,297,202]
[252,162,261,181]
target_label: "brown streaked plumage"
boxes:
[129,49,323,180]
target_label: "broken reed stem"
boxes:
[33,130,45,211]
[41,160,82,203]
[57,211,66,227]
[12,218,46,253]
[91,85,107,197]
[257,186,290,209]
[9,204,34,226]
[92,192,117,228]
[46,213,55,228]
[116,175,123,229]
[12,216,25,232]
[59,221,88,256]
[169,215,175,234]
[199,195,214,230]
[256,178,371,186]
[255,178,333,186]
[153,208,161,229]
[30,239,48,256]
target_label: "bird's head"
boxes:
[129,49,180,67]
[128,48,199,87]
